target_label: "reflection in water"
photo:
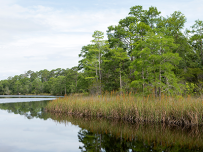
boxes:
[0,100,51,119]
[0,100,203,151]
[51,115,203,152]
[0,100,81,152]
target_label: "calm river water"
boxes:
[0,96,202,152]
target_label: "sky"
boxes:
[0,0,203,80]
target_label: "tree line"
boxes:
[1,5,203,96]
[0,67,88,95]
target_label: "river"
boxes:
[0,96,202,152]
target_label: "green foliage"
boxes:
[185,82,196,95]
[131,32,182,96]
[0,67,85,95]
[1,5,203,96]
[187,19,203,67]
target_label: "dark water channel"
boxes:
[0,96,202,152]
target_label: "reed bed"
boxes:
[50,114,203,150]
[46,93,203,126]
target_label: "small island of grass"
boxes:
[46,93,203,126]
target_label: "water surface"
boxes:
[0,97,82,152]
[0,95,58,98]
[0,97,202,152]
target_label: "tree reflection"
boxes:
[51,116,203,152]
[0,100,51,120]
[1,101,203,151]
[77,128,161,152]
[78,129,102,151]
[78,128,203,152]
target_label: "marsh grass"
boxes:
[50,114,203,149]
[46,93,203,126]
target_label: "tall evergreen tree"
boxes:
[131,32,182,97]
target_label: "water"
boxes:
[0,96,82,152]
[0,95,60,104]
[0,96,202,152]
[0,95,60,98]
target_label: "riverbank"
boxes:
[45,94,203,126]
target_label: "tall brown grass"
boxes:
[46,93,203,126]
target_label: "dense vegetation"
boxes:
[46,94,203,125]
[1,5,203,96]
[0,67,86,95]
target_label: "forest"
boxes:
[0,5,203,96]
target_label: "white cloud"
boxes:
[0,1,129,80]
[0,0,203,80]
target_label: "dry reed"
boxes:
[46,93,203,126]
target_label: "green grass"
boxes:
[46,93,203,125]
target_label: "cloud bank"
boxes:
[0,0,202,80]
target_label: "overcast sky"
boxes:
[0,0,203,80]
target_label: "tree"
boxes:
[14,80,22,94]
[188,20,203,66]
[143,6,161,29]
[92,31,104,81]
[131,32,182,97]
[107,5,155,86]
[49,76,66,95]
[65,67,79,94]
[110,47,129,93]
[157,11,190,68]
[38,69,50,82]
[32,78,43,94]
[79,31,105,94]
[0,82,3,94]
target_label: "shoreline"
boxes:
[45,94,203,126]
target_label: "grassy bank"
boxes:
[46,94,203,126]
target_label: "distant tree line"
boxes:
[1,5,203,96]
[0,67,88,95]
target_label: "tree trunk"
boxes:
[120,70,122,94]
[159,65,161,99]
[98,45,102,95]
[201,36,203,65]
[153,59,157,98]
[142,68,144,96]
[99,49,101,81]
[96,65,98,82]
[166,77,169,94]
[75,72,78,93]
[155,86,157,98]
